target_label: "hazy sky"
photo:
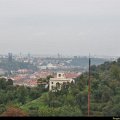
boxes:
[0,0,120,56]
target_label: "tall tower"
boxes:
[8,53,12,62]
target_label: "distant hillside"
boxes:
[0,59,37,72]
[70,57,107,67]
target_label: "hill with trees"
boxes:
[0,58,120,116]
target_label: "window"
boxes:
[58,74,61,77]
[56,82,60,89]
[51,86,54,89]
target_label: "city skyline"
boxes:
[0,0,120,56]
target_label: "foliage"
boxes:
[1,106,28,116]
[1,57,120,116]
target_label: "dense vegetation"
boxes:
[0,58,120,116]
[0,78,43,116]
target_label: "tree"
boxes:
[49,100,62,108]
[28,106,39,116]
[16,86,27,104]
[58,105,82,116]
[0,78,7,90]
[1,107,28,116]
[110,65,120,79]
[117,57,120,66]
[101,85,113,102]
[29,88,41,100]
[6,79,13,86]
[0,104,6,114]
[64,94,75,106]
[46,75,53,81]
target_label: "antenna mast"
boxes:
[88,54,91,116]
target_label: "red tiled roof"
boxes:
[65,73,80,78]
[53,73,80,79]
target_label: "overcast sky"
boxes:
[0,0,120,56]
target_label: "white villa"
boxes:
[49,72,75,91]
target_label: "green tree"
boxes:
[16,86,27,104]
[110,65,120,79]
[0,104,6,114]
[6,79,13,86]
[0,78,7,90]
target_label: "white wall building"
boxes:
[49,72,75,91]
[47,63,57,69]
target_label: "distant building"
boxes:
[0,69,7,75]
[49,72,75,91]
[8,53,12,62]
[47,63,57,69]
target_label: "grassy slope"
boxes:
[20,92,48,112]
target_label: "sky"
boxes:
[0,0,120,57]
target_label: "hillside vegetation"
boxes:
[0,58,120,116]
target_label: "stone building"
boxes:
[49,72,75,91]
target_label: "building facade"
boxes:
[49,72,75,91]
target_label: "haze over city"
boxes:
[0,0,120,57]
